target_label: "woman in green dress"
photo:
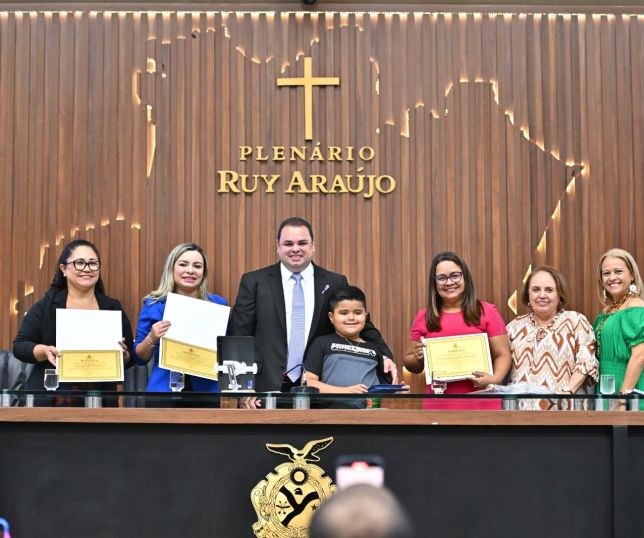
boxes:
[593,249,644,406]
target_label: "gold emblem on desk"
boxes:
[251,437,336,537]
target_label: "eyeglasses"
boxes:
[65,259,101,272]
[435,271,463,286]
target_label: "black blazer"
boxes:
[229,263,392,392]
[13,287,134,392]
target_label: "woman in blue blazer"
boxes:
[133,242,227,393]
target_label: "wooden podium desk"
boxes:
[1,408,642,538]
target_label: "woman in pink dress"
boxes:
[403,252,511,409]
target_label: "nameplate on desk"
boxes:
[58,350,124,382]
[423,334,492,384]
[160,338,218,380]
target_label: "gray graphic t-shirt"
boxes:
[304,334,387,389]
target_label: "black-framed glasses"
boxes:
[65,259,101,271]
[435,271,463,285]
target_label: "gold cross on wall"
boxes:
[277,57,340,141]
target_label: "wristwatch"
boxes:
[560,386,572,394]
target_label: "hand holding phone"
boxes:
[335,455,385,489]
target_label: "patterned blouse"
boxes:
[507,310,599,410]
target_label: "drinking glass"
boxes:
[169,371,185,392]
[599,375,616,411]
[43,369,59,391]
[431,371,447,395]
[599,375,615,395]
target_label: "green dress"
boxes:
[594,307,644,408]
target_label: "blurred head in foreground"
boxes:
[308,484,414,538]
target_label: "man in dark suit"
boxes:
[230,217,395,393]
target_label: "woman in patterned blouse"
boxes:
[507,266,598,410]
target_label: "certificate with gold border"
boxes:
[422,334,492,384]
[160,338,219,381]
[58,350,124,382]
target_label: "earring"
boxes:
[602,289,607,302]
[629,283,637,295]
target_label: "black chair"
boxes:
[0,350,34,406]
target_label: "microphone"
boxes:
[321,284,330,295]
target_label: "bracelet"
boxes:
[147,334,157,347]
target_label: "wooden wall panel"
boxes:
[0,5,642,392]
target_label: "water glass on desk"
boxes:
[431,371,447,395]
[599,374,616,411]
[43,369,59,391]
[600,375,615,395]
[169,371,185,392]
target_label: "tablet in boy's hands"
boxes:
[369,384,406,394]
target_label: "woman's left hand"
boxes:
[383,357,399,384]
[118,338,131,363]
[471,371,496,388]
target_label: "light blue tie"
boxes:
[287,273,305,382]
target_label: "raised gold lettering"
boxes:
[240,175,258,193]
[310,144,324,161]
[358,146,375,161]
[286,171,311,193]
[261,174,281,193]
[218,170,241,193]
[328,175,349,193]
[363,175,377,199]
[346,174,364,194]
[290,146,307,161]
[239,146,252,161]
[310,175,329,193]
[376,175,396,194]
[327,146,342,161]
[255,146,268,162]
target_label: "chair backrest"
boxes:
[0,350,34,406]
[122,360,155,407]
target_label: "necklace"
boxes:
[342,336,363,346]
[595,292,631,358]
[529,311,560,342]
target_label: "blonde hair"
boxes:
[144,243,209,302]
[596,248,644,303]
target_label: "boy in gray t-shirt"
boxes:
[304,286,392,394]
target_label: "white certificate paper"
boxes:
[161,292,230,357]
[56,309,123,351]
[56,309,124,382]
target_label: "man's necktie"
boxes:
[287,273,305,381]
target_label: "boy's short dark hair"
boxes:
[328,286,367,312]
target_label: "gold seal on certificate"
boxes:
[160,338,219,381]
[58,350,124,382]
[422,334,492,384]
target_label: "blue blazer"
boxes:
[133,293,228,392]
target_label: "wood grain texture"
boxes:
[0,5,642,396]
[1,407,643,426]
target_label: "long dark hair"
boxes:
[50,239,105,294]
[425,251,481,332]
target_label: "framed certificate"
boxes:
[422,333,493,384]
[157,293,230,381]
[58,350,124,382]
[160,338,219,381]
[56,309,125,382]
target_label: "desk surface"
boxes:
[1,407,643,425]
